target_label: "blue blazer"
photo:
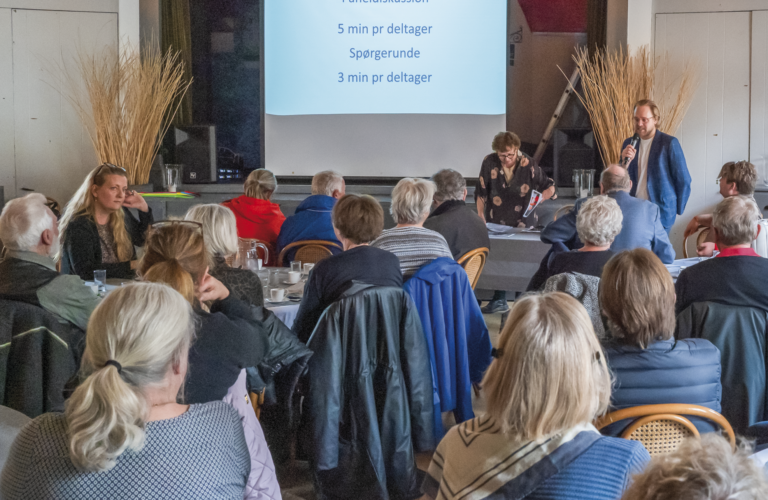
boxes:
[541,190,675,264]
[403,257,493,442]
[603,337,721,435]
[622,130,692,229]
[276,195,342,264]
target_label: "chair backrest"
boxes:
[305,284,433,499]
[682,226,710,259]
[0,300,84,418]
[456,247,489,290]
[553,204,574,221]
[278,240,342,267]
[595,403,735,457]
[404,257,493,443]
[676,301,768,434]
[543,272,604,339]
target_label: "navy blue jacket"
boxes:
[403,258,492,443]
[622,130,691,229]
[603,337,722,435]
[541,190,675,264]
[276,195,341,264]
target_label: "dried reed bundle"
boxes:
[64,43,192,185]
[566,45,700,166]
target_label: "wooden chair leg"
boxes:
[499,310,510,334]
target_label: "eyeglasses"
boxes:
[151,220,203,231]
[498,152,518,161]
[96,163,126,176]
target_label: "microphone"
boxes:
[622,134,640,167]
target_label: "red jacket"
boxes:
[222,196,286,265]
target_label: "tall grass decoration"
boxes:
[64,43,192,185]
[566,45,700,166]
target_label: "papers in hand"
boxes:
[523,190,543,218]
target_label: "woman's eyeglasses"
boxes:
[96,163,126,176]
[151,220,203,231]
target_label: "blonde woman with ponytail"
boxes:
[0,282,252,499]
[59,164,153,281]
[139,222,281,499]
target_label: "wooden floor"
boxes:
[279,302,510,499]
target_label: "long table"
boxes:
[475,233,550,294]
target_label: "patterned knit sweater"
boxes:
[372,226,453,278]
[0,402,250,500]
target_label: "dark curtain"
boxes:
[161,0,194,125]
[586,0,607,57]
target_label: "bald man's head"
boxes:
[600,165,632,193]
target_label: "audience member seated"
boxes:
[685,160,758,257]
[539,195,621,286]
[0,283,252,499]
[0,194,99,330]
[185,204,263,307]
[277,170,345,263]
[139,222,269,403]
[622,434,768,500]
[600,249,722,435]
[372,178,452,278]
[423,168,490,260]
[422,292,650,500]
[222,169,285,266]
[292,194,401,342]
[676,195,768,315]
[542,165,674,263]
[59,164,153,280]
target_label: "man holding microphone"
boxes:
[621,99,692,231]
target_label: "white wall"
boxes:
[507,0,586,144]
[0,0,136,204]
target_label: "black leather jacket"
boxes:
[306,283,434,500]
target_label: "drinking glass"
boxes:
[269,269,280,287]
[165,164,182,193]
[290,260,302,273]
[93,270,107,293]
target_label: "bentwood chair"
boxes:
[553,204,575,222]
[456,247,489,290]
[595,404,736,456]
[682,225,711,259]
[278,240,342,267]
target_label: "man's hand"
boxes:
[520,155,530,167]
[697,242,716,257]
[196,273,230,304]
[542,186,556,201]
[621,144,636,165]
[123,190,149,212]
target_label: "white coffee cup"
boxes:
[270,288,285,302]
[303,263,314,275]
[287,271,301,284]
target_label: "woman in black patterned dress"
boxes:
[476,132,555,313]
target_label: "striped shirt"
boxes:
[372,226,453,278]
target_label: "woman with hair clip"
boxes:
[222,169,285,265]
[59,164,153,280]
[0,282,252,499]
[139,221,281,499]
